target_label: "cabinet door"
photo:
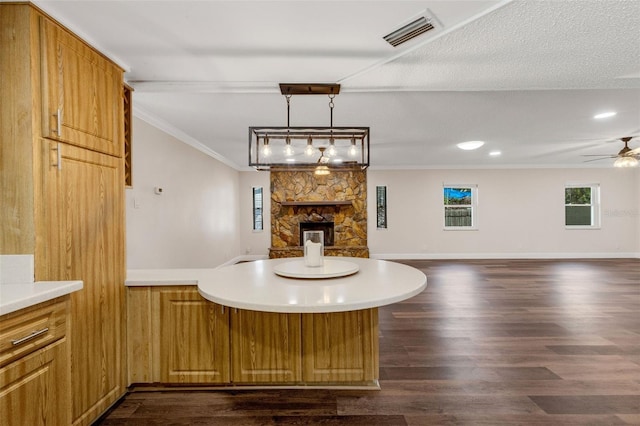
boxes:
[0,339,70,426]
[231,309,301,383]
[158,288,230,383]
[40,17,123,157]
[302,308,378,383]
[40,140,125,425]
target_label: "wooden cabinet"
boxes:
[40,16,124,157]
[230,309,301,383]
[159,288,230,383]
[42,140,125,424]
[0,5,126,425]
[127,286,230,384]
[302,309,378,383]
[127,286,378,386]
[0,298,71,426]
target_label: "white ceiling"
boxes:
[33,0,640,170]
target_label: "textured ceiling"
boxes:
[32,0,640,170]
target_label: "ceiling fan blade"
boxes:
[583,157,613,163]
[581,154,616,157]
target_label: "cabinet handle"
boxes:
[54,108,62,137]
[11,327,49,346]
[221,306,225,314]
[52,143,62,170]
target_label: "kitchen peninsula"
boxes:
[126,257,426,387]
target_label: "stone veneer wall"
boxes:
[269,169,369,258]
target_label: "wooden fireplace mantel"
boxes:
[280,200,352,208]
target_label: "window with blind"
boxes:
[376,186,387,229]
[252,187,263,231]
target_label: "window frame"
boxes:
[564,183,600,229]
[376,185,388,229]
[252,186,263,232]
[443,184,478,230]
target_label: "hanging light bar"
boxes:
[248,83,370,171]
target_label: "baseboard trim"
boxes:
[370,252,640,260]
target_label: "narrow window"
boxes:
[376,185,387,229]
[565,184,600,228]
[443,185,477,229]
[252,187,263,231]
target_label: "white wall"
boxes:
[367,168,640,258]
[126,118,241,269]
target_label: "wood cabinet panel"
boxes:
[0,338,71,426]
[231,310,301,383]
[40,17,123,157]
[42,141,125,425]
[302,308,378,383]
[159,288,230,383]
[127,286,230,384]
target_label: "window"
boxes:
[443,185,477,229]
[252,187,263,231]
[565,184,600,228]
[376,186,387,229]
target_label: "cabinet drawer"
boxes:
[0,297,68,367]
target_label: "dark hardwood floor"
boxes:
[98,259,640,425]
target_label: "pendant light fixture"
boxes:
[249,83,369,172]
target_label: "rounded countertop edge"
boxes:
[197,280,426,313]
[125,259,427,313]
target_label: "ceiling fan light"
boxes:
[457,141,485,150]
[613,156,638,167]
[314,165,330,176]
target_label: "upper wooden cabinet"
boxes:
[40,16,124,157]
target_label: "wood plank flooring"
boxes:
[97,259,640,425]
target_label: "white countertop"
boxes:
[0,280,83,316]
[126,258,426,313]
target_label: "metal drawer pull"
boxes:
[54,108,62,137]
[52,143,62,170]
[11,327,49,346]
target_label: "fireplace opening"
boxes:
[299,222,334,246]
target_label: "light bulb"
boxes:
[262,139,271,157]
[284,143,294,157]
[328,139,336,156]
[349,139,357,157]
[305,139,314,156]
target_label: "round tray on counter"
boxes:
[273,259,359,279]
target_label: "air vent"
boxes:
[383,16,434,47]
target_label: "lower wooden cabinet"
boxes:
[159,288,229,383]
[0,298,71,426]
[128,286,229,384]
[302,309,378,383]
[231,309,301,383]
[127,286,378,386]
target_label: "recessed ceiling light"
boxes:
[489,150,501,156]
[286,158,296,162]
[593,111,617,119]
[457,141,485,150]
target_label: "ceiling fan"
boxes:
[582,136,640,167]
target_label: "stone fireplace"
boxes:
[269,169,369,258]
